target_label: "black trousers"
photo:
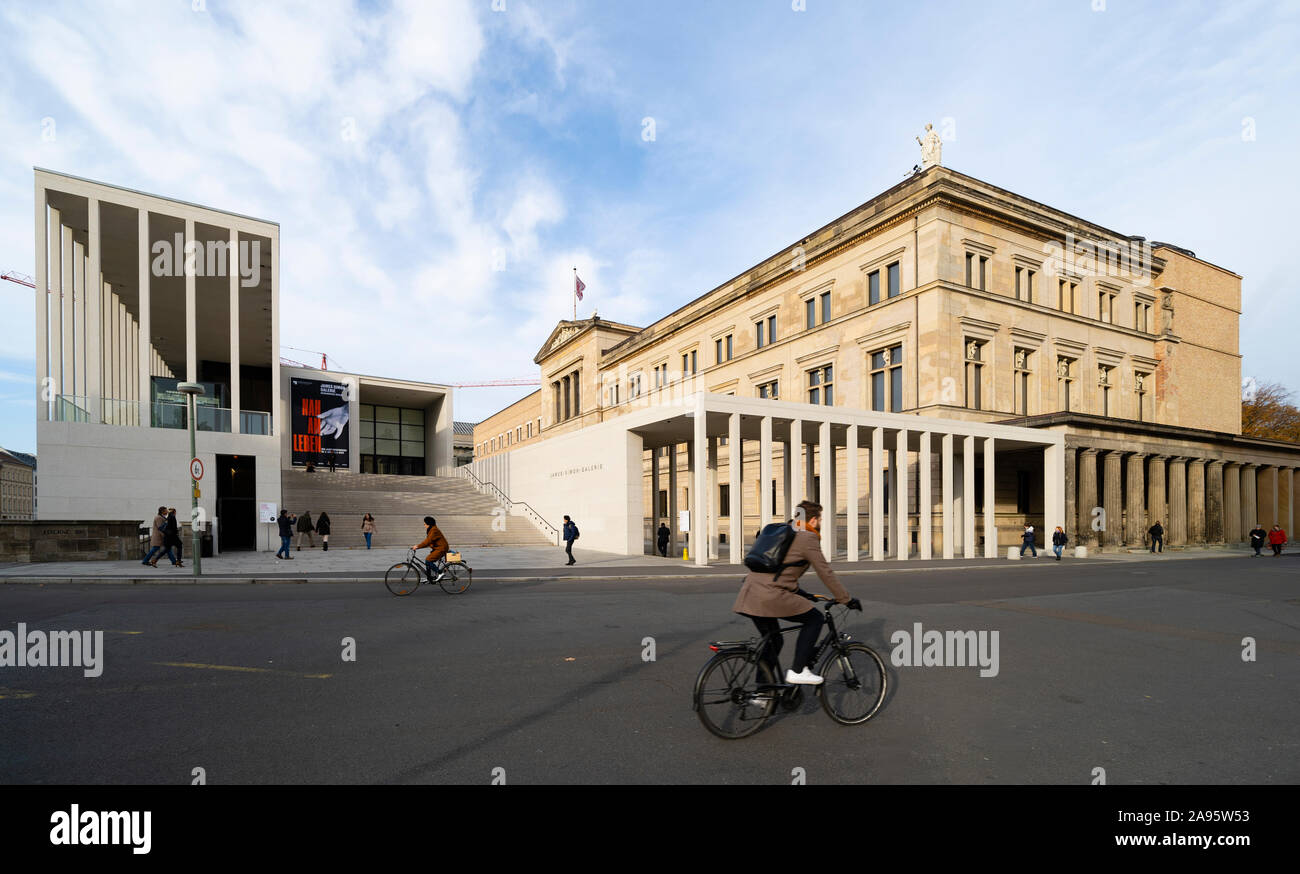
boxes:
[658,541,668,556]
[745,609,824,675]
[1150,536,1162,553]
[565,540,574,562]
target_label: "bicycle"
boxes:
[384,549,472,596]
[692,595,887,739]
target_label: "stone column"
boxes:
[1206,460,1224,543]
[35,186,48,422]
[1103,451,1123,548]
[962,435,975,559]
[1241,463,1258,537]
[1188,458,1206,544]
[1147,456,1166,535]
[185,218,197,383]
[667,443,678,555]
[983,437,996,558]
[1064,446,1077,547]
[692,395,707,566]
[819,420,834,558]
[650,443,660,526]
[1168,457,1187,546]
[759,415,773,527]
[1286,468,1295,544]
[1270,466,1279,529]
[707,435,719,560]
[1224,462,1241,543]
[1078,448,1099,548]
[1125,452,1145,547]
[789,419,803,516]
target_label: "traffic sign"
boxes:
[191,458,204,481]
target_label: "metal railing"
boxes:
[457,466,560,544]
[51,395,270,433]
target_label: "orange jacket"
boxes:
[416,525,449,561]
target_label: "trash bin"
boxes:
[201,531,214,558]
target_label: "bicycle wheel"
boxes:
[384,562,423,596]
[439,561,472,594]
[818,643,887,725]
[693,652,777,739]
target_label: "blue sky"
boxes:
[1,0,1297,454]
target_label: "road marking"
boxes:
[0,688,36,700]
[969,601,1300,656]
[154,662,332,679]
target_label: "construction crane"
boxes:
[450,378,540,387]
[2,270,35,288]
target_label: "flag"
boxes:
[574,273,585,300]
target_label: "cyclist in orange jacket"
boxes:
[412,516,450,582]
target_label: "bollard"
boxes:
[1006,546,1020,560]
[1074,545,1087,558]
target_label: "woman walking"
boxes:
[163,508,185,567]
[317,512,332,551]
[362,513,376,549]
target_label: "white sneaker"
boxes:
[433,572,446,582]
[785,667,824,685]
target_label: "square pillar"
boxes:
[896,429,909,560]
[919,432,933,559]
[49,210,63,402]
[228,227,241,434]
[1044,441,1065,538]
[72,240,85,403]
[962,435,975,558]
[846,424,859,561]
[61,222,74,401]
[941,433,954,559]
[871,426,885,560]
[692,395,707,566]
[789,419,803,518]
[1064,446,1077,549]
[35,183,48,422]
[184,218,197,382]
[729,413,743,562]
[759,415,773,527]
[707,435,719,560]
[819,420,836,558]
[668,444,679,555]
[983,436,996,557]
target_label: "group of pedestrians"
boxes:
[1011,517,1288,559]
[1249,523,1288,557]
[141,505,187,567]
[272,510,380,558]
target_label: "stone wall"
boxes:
[0,520,143,562]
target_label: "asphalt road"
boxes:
[2,555,1298,784]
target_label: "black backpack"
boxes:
[744,522,808,580]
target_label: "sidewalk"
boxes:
[0,542,1268,585]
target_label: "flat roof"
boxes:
[36,167,280,228]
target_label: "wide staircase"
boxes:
[280,470,555,549]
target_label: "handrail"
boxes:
[457,467,560,543]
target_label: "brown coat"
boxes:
[416,525,449,562]
[149,514,166,547]
[732,528,851,617]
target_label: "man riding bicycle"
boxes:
[733,500,860,686]
[412,516,450,582]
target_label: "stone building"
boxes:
[0,448,37,520]
[470,162,1298,560]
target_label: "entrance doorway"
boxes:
[216,454,257,551]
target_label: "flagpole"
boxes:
[572,266,577,320]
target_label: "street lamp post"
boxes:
[178,382,204,577]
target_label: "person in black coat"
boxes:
[656,522,670,557]
[1148,521,1164,553]
[276,510,296,559]
[163,508,184,567]
[1248,523,1267,556]
[317,512,332,551]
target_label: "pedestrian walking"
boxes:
[1248,523,1267,556]
[276,510,295,559]
[1019,524,1037,557]
[656,522,670,557]
[141,505,175,567]
[296,511,316,550]
[328,453,336,473]
[1051,526,1067,560]
[163,508,185,567]
[1267,524,1287,556]
[317,512,332,551]
[362,513,376,549]
[562,515,579,566]
[1148,520,1164,553]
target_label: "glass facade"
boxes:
[360,404,426,475]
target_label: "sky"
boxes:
[1,0,1297,454]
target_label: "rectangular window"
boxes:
[757,380,779,400]
[869,344,903,412]
[965,253,987,290]
[1015,266,1022,300]
[807,364,833,405]
[868,270,881,305]
[887,262,900,297]
[1135,372,1148,421]
[978,257,986,291]
[1098,365,1113,416]
[1014,348,1031,416]
[1058,279,1077,313]
[756,320,765,349]
[726,334,733,360]
[691,350,697,374]
[658,489,667,516]
[767,315,777,344]
[1057,357,1074,412]
[719,484,731,518]
[821,290,831,323]
[806,298,816,330]
[715,338,722,363]
[1099,291,1115,323]
[1015,266,1035,302]
[965,339,985,410]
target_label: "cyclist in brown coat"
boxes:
[733,500,859,686]
[412,516,450,582]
